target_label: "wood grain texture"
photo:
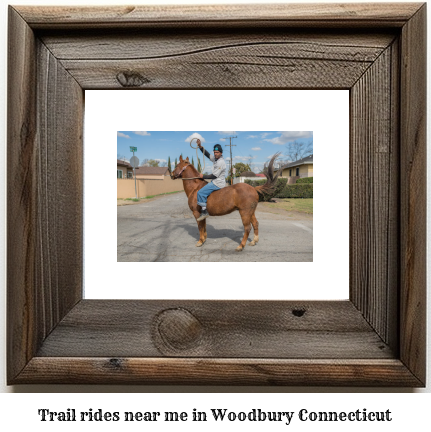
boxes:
[7,6,38,381]
[7,3,427,386]
[36,300,393,359]
[15,358,423,386]
[7,6,83,383]
[399,3,427,385]
[53,33,394,89]
[41,30,395,89]
[350,44,399,347]
[35,40,84,334]
[15,3,423,29]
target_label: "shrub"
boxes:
[245,178,287,202]
[278,183,313,198]
[296,177,313,184]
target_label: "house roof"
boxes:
[117,159,132,168]
[255,173,266,177]
[239,171,256,177]
[281,154,313,170]
[135,166,170,176]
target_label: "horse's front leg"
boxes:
[193,211,207,247]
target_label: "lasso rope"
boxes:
[189,137,206,175]
[176,138,206,180]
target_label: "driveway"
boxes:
[117,192,312,262]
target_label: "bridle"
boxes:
[172,163,202,180]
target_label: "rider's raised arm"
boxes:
[199,146,212,160]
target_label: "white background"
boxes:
[0,0,430,427]
[85,90,349,300]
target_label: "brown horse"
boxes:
[171,153,282,251]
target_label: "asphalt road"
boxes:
[117,192,312,262]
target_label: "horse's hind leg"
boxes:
[237,210,252,252]
[250,213,259,246]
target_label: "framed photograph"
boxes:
[89,90,349,300]
[7,3,426,386]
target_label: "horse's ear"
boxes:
[179,155,183,162]
[185,157,189,163]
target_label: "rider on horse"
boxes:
[196,139,227,221]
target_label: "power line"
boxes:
[224,135,237,185]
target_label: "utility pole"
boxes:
[224,135,237,185]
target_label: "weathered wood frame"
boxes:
[7,3,426,386]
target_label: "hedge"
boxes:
[278,183,313,198]
[245,178,287,202]
[296,177,313,184]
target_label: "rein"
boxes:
[175,163,202,180]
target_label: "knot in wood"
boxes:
[155,308,203,351]
[116,71,150,87]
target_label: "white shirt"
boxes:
[209,154,226,188]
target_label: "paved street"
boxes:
[117,193,312,262]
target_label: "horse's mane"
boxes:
[184,162,205,183]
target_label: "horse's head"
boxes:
[171,155,191,179]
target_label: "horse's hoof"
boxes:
[250,241,256,246]
[196,240,205,247]
[236,246,244,252]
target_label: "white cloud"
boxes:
[265,131,312,145]
[117,132,130,139]
[251,147,261,151]
[261,132,272,138]
[220,138,226,142]
[155,159,167,163]
[218,131,236,135]
[247,135,259,139]
[134,131,150,136]
[185,132,206,143]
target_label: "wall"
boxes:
[117,177,184,198]
[281,164,313,184]
[117,165,133,178]
[135,174,164,180]
[233,176,261,184]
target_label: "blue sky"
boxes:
[117,131,313,173]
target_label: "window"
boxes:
[128,172,133,178]
[117,169,123,179]
[296,167,299,176]
[289,169,292,176]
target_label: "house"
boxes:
[117,159,134,179]
[239,171,256,178]
[280,154,313,184]
[134,166,171,180]
[233,171,260,185]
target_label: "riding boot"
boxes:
[197,209,209,221]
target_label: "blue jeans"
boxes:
[197,182,220,208]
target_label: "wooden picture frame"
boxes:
[7,3,426,386]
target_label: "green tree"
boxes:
[191,157,195,167]
[175,157,178,167]
[233,162,252,177]
[167,156,171,172]
[140,159,159,167]
[197,157,202,173]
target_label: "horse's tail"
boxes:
[255,152,283,196]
